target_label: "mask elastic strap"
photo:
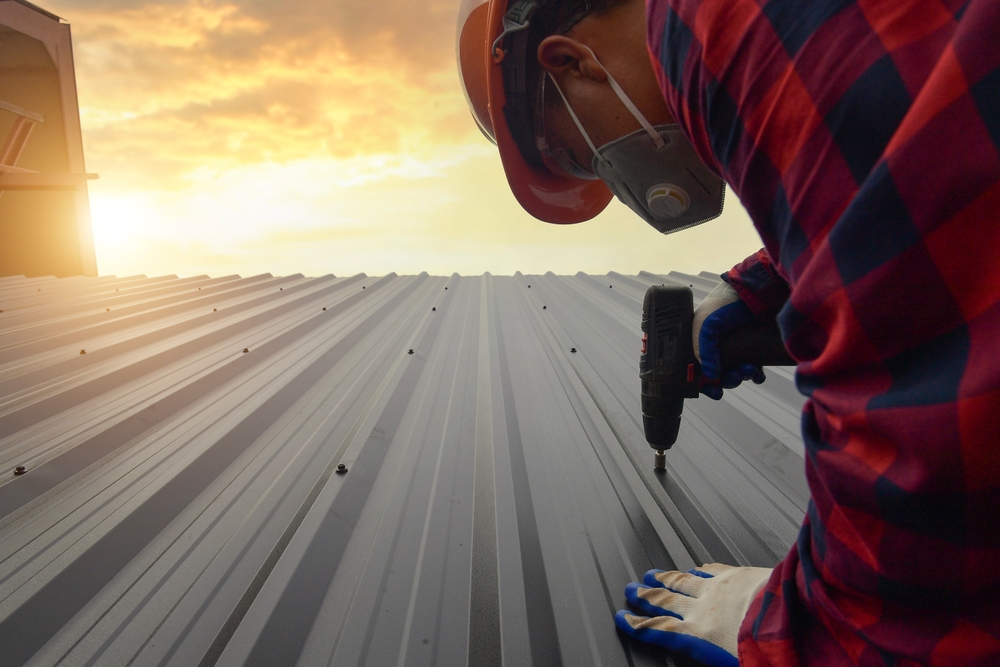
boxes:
[546,72,601,157]
[582,45,665,149]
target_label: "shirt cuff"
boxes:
[721,249,791,320]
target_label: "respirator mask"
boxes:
[535,49,725,234]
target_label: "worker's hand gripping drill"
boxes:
[693,281,766,399]
[615,564,773,667]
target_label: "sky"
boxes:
[52,0,763,278]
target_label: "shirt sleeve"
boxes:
[648,0,1000,665]
[721,249,790,321]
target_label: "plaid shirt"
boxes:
[647,0,1000,665]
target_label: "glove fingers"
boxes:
[614,611,739,667]
[625,583,697,619]
[697,298,755,380]
[698,318,726,381]
[616,610,685,634]
[720,369,743,389]
[692,562,737,577]
[701,383,724,400]
[644,569,709,597]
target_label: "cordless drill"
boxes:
[640,284,795,471]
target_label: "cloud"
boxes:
[49,0,475,189]
[44,0,765,277]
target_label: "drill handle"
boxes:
[718,321,796,369]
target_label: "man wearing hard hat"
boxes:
[457,0,1000,665]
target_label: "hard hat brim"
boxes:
[484,0,612,224]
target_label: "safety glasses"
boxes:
[534,72,600,181]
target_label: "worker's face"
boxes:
[534,0,674,174]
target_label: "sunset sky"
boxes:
[50,0,763,278]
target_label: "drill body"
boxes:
[640,284,794,470]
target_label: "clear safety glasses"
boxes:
[534,72,600,181]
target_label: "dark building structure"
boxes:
[0,0,97,278]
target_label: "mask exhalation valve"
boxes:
[646,184,690,218]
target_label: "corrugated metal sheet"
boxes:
[0,271,807,667]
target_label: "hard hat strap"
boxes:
[492,0,541,61]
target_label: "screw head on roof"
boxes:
[609,285,613,288]
[243,348,249,353]
[528,285,531,288]
[363,286,366,289]
[543,305,547,310]
[280,288,283,291]
[336,463,348,474]
[408,349,414,354]
[116,289,119,292]
[80,349,86,355]
[13,466,25,476]
[323,307,326,311]
[445,287,448,290]
[0,310,4,313]
[432,307,436,311]
[198,287,201,290]
[571,347,577,353]
[213,308,217,312]
[106,308,110,312]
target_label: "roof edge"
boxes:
[2,0,64,23]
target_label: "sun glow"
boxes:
[54,0,762,278]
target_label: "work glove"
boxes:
[692,281,766,400]
[615,564,773,667]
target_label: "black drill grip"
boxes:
[719,322,796,369]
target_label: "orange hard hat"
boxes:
[456,0,612,224]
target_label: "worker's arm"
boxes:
[694,249,791,399]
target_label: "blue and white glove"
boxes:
[692,281,766,400]
[615,564,773,667]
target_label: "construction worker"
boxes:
[457,0,1000,665]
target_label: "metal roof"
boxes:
[0,271,806,666]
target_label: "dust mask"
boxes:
[544,50,726,234]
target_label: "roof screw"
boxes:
[106,308,110,312]
[571,347,577,353]
[323,307,327,311]
[362,286,366,289]
[609,285,613,288]
[542,305,547,310]
[13,465,25,476]
[432,307,436,311]
[335,463,348,474]
[445,287,448,290]
[198,287,201,290]
[243,348,249,353]
[116,289,119,292]
[280,288,283,291]
[408,349,414,354]
[0,310,4,313]
[80,349,86,354]
[213,308,217,312]
[527,285,531,288]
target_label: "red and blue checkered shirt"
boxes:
[646,0,1000,664]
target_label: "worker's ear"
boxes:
[537,36,608,82]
